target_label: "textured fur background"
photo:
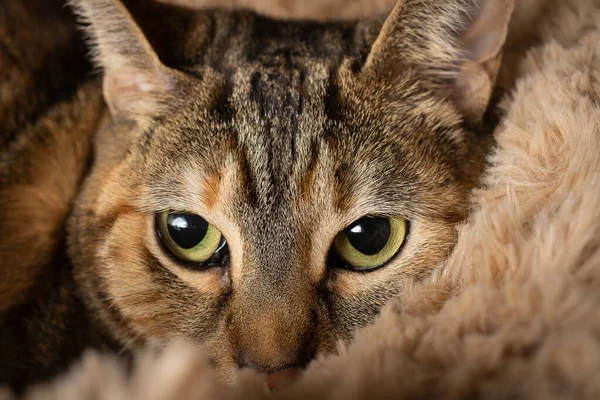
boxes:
[156,0,395,20]
[2,0,600,399]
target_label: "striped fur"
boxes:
[1,0,513,391]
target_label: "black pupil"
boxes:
[346,217,391,256]
[166,213,208,249]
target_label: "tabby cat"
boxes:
[0,0,513,392]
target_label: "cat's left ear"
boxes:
[363,0,515,124]
[71,0,187,125]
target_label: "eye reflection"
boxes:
[156,212,226,265]
[346,217,391,256]
[170,215,190,230]
[166,213,209,250]
[349,225,363,234]
[332,216,408,270]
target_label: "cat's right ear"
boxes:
[362,0,514,125]
[71,0,186,125]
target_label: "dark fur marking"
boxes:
[298,137,321,199]
[324,66,342,122]
[212,75,234,122]
[333,161,355,214]
[237,145,259,207]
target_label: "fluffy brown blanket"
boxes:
[3,0,600,399]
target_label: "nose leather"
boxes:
[229,300,318,372]
[265,367,302,390]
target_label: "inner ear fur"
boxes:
[363,0,515,124]
[70,0,187,124]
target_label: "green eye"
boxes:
[333,216,407,270]
[156,212,225,263]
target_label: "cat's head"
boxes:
[69,0,513,382]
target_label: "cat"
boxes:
[0,0,514,392]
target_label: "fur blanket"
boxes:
[2,0,600,399]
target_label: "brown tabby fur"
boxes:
[0,0,96,311]
[0,0,513,392]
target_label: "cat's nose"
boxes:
[228,279,320,377]
[231,307,318,376]
[237,346,314,377]
[265,367,302,389]
[237,359,304,389]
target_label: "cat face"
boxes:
[69,0,512,380]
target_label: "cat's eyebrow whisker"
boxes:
[117,325,166,358]
[117,334,141,357]
[133,182,221,211]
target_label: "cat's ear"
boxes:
[72,0,185,124]
[363,0,514,124]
